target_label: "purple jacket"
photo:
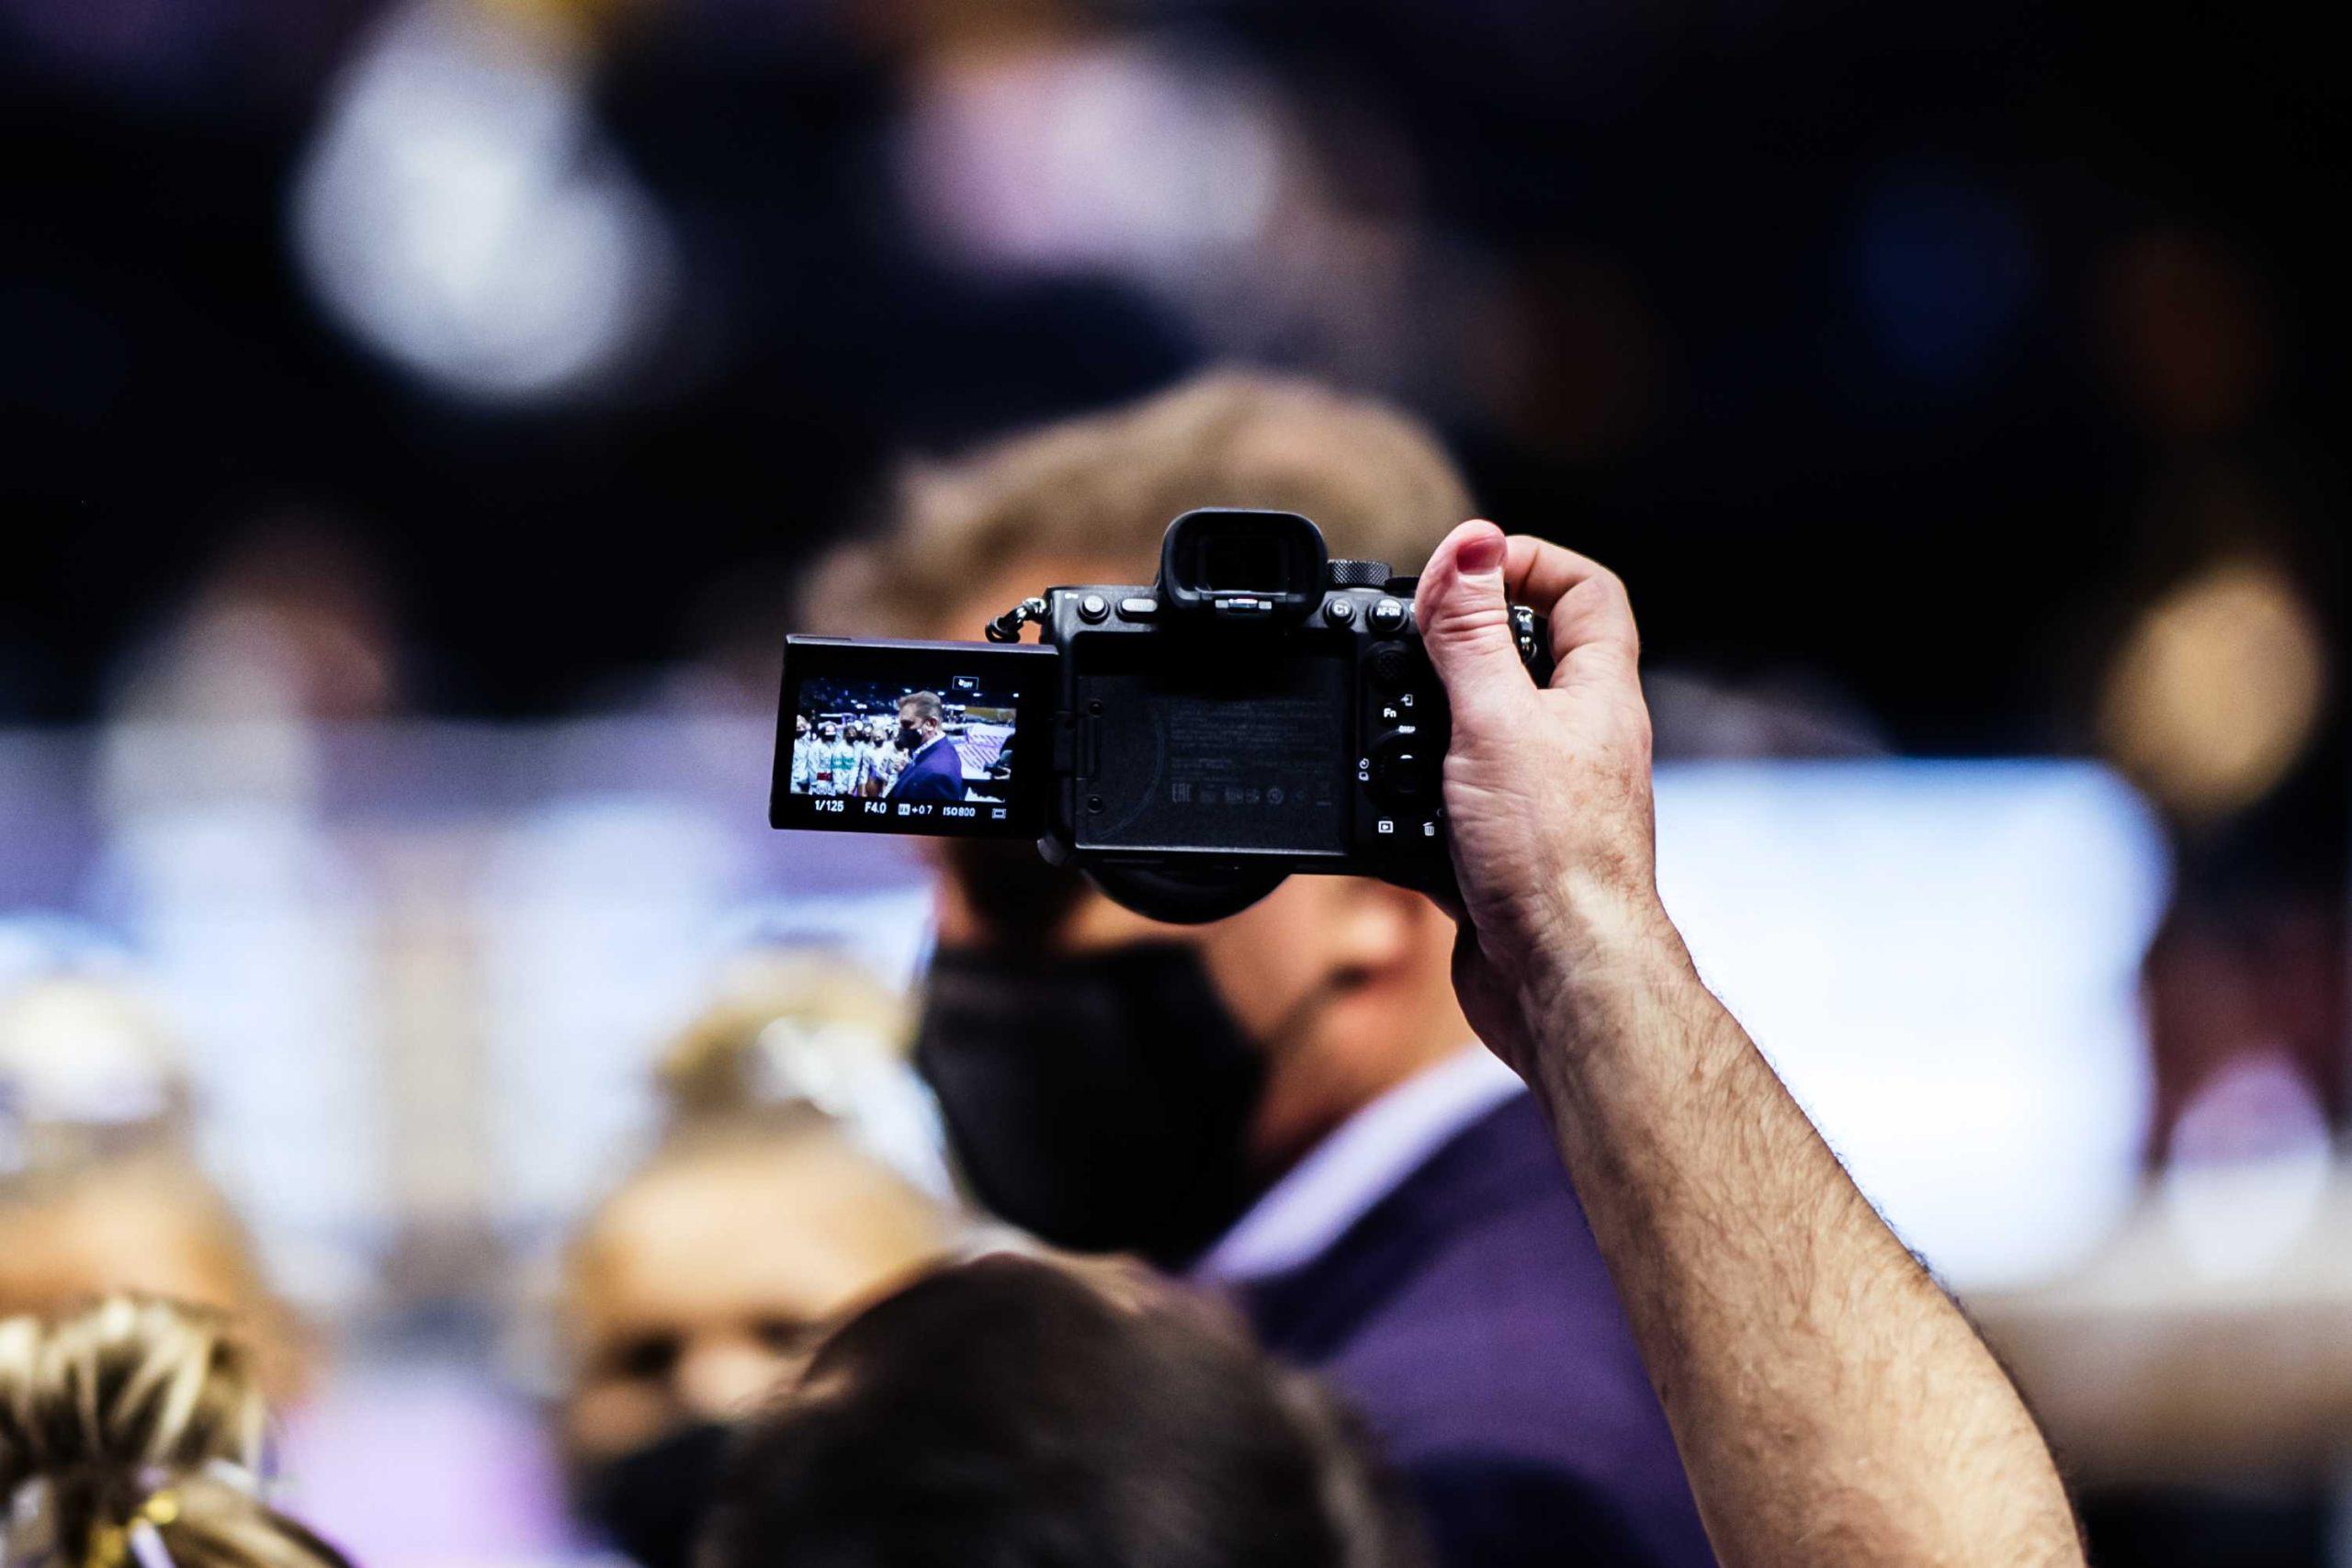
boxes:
[1239,1095,1716,1568]
[886,738,966,804]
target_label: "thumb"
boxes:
[1415,520,1532,722]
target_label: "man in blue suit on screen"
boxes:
[886,691,967,805]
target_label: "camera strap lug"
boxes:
[985,596,1050,643]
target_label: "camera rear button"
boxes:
[1370,597,1408,633]
[1079,593,1111,623]
[1366,642,1419,690]
[1117,596,1158,620]
[1325,597,1357,626]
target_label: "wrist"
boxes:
[1517,864,1676,975]
[1507,882,1693,1066]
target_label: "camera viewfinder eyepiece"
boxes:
[1157,509,1329,625]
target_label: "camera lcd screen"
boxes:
[772,637,1055,838]
[1074,637,1352,858]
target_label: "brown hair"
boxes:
[706,1253,1428,1568]
[0,1297,349,1568]
[802,370,1474,636]
[895,691,946,728]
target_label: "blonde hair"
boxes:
[0,1298,345,1568]
[0,1156,303,1405]
[801,370,1475,636]
[652,951,913,1127]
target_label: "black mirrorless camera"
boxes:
[772,508,1550,922]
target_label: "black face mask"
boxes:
[571,1420,732,1568]
[913,942,1272,1269]
[896,723,924,751]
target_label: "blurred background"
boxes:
[0,1,2343,1564]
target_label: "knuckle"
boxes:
[1429,601,1513,644]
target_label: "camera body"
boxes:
[773,509,1551,921]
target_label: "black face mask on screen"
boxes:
[912,942,1272,1270]
[571,1420,731,1568]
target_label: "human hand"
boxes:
[1412,520,1674,1072]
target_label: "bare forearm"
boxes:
[1518,895,2083,1568]
[1408,519,2083,1562]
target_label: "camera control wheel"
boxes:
[1367,733,1435,804]
[1326,558,1390,589]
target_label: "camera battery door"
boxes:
[771,636,1057,838]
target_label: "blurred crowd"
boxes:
[1,367,2343,1568]
[3,920,965,1565]
[1,1,2346,1565]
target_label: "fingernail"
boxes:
[1457,523,1505,574]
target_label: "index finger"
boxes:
[1502,534,1640,669]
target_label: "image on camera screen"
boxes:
[784,672,1023,826]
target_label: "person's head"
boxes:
[0,1154,306,1402]
[559,1113,956,1467]
[0,1296,350,1568]
[649,949,920,1131]
[809,370,1482,1260]
[894,692,945,751]
[558,1111,958,1568]
[706,1252,1426,1568]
